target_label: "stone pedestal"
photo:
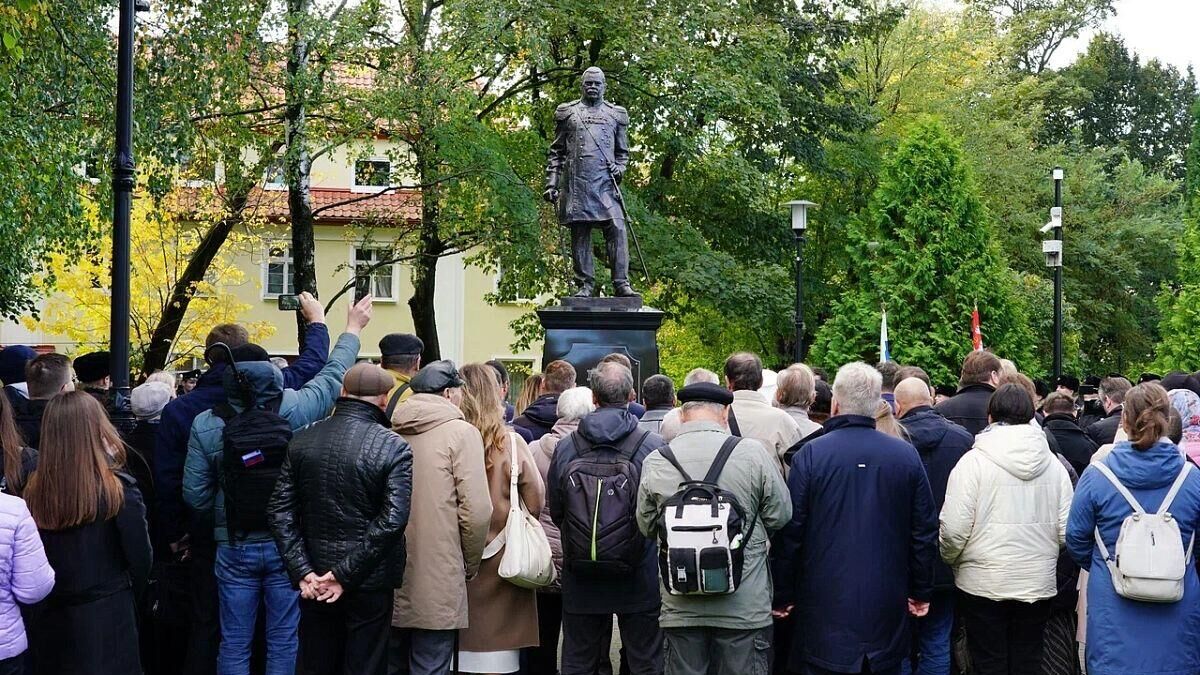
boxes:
[538,299,665,393]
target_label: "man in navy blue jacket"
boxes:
[777,363,938,675]
[895,377,972,675]
[153,292,331,675]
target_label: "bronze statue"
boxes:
[544,67,636,298]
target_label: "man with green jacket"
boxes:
[636,382,792,675]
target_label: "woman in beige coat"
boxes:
[458,363,544,674]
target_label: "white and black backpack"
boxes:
[656,436,754,596]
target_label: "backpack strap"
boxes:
[702,436,742,485]
[384,383,411,422]
[728,407,741,437]
[1157,463,1194,516]
[1093,461,1147,515]
[658,447,694,483]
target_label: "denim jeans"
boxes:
[900,591,954,675]
[215,540,300,675]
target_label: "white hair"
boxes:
[833,362,883,417]
[557,386,596,422]
[145,371,175,387]
[683,368,719,386]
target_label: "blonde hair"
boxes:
[460,363,508,459]
[875,399,908,441]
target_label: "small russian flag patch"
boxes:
[242,450,265,467]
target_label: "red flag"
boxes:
[971,305,983,352]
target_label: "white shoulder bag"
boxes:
[481,433,556,589]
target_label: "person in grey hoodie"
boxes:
[183,296,373,675]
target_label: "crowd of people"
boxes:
[3,292,1200,675]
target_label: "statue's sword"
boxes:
[569,108,651,284]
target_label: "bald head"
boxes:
[895,377,934,419]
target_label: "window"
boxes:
[353,159,391,191]
[499,359,534,406]
[264,158,286,190]
[354,247,395,300]
[264,245,295,297]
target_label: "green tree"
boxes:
[810,119,1034,384]
[964,0,1114,75]
[1154,100,1200,372]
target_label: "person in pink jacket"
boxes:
[0,492,54,673]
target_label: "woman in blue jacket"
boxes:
[1066,382,1200,675]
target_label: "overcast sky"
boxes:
[935,0,1198,72]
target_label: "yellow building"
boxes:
[1,137,545,382]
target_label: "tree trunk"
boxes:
[140,193,249,378]
[408,143,445,363]
[285,0,317,347]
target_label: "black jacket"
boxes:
[1044,413,1099,475]
[514,393,560,440]
[1086,406,1123,447]
[899,407,972,591]
[268,398,413,592]
[933,383,995,437]
[14,397,49,449]
[547,405,664,614]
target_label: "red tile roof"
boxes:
[174,186,422,225]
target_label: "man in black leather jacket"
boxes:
[268,362,413,675]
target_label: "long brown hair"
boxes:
[0,391,27,494]
[460,363,507,458]
[24,391,126,530]
[1123,383,1171,451]
[515,373,543,416]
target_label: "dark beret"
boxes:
[410,360,464,394]
[73,351,111,383]
[379,333,424,357]
[1139,372,1162,384]
[934,384,958,398]
[677,382,733,406]
[0,345,37,385]
[231,344,270,363]
[1054,375,1079,391]
[1084,375,1102,388]
[1034,379,1051,398]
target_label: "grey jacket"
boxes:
[636,420,792,630]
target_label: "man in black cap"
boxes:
[74,350,112,402]
[379,333,424,421]
[179,369,201,396]
[635,381,790,675]
[1078,375,1104,431]
[1054,374,1080,398]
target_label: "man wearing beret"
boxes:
[389,360,492,675]
[380,333,423,421]
[635,382,791,675]
[269,363,413,675]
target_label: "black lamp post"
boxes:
[1041,167,1064,379]
[786,200,816,363]
[110,0,149,429]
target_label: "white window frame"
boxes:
[493,264,536,304]
[263,158,287,191]
[351,157,392,193]
[261,243,296,299]
[350,246,398,302]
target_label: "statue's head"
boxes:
[580,67,606,104]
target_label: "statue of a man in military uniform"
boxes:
[544,67,637,298]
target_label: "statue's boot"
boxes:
[614,282,638,297]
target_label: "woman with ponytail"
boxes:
[1066,383,1200,675]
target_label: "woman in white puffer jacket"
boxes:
[940,383,1074,674]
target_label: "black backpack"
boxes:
[215,400,292,539]
[560,429,651,574]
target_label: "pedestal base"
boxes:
[538,301,665,393]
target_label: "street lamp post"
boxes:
[110,0,149,429]
[786,200,816,363]
[1041,167,1064,379]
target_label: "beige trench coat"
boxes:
[391,394,493,630]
